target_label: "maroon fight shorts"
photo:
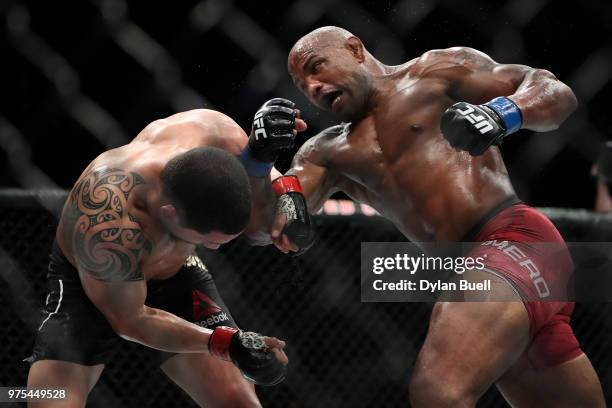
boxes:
[466,199,582,369]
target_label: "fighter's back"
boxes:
[68,109,246,186]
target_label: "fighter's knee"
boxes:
[409,369,477,408]
[194,382,262,408]
[222,397,262,408]
[224,396,262,408]
[231,393,262,408]
[195,396,261,408]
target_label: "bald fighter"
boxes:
[280,26,605,406]
[26,100,314,407]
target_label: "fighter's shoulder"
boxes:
[180,109,243,131]
[61,167,151,281]
[67,167,148,215]
[156,109,242,135]
[159,108,235,123]
[187,109,245,143]
[314,123,348,141]
[296,124,347,162]
[142,109,246,152]
[413,47,496,74]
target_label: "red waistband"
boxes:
[460,195,522,242]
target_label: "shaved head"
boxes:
[288,27,376,122]
[288,26,363,78]
[290,26,355,58]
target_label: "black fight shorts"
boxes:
[27,240,237,366]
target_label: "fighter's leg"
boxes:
[26,246,116,407]
[409,270,530,408]
[27,360,103,408]
[497,350,605,407]
[161,353,261,408]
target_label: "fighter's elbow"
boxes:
[117,328,140,343]
[564,84,578,115]
[106,320,135,343]
[529,73,578,131]
[106,309,146,341]
[549,84,578,130]
[109,317,135,339]
[547,73,578,126]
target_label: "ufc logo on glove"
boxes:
[455,105,494,134]
[253,111,268,140]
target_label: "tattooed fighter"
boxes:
[282,27,605,406]
[26,101,314,407]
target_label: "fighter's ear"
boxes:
[345,36,365,62]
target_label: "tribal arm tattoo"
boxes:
[61,168,152,281]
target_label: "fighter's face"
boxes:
[289,46,371,122]
[160,205,240,250]
[169,226,239,250]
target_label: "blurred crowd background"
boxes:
[1,0,612,407]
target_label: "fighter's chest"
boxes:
[325,120,385,187]
[327,101,444,188]
[375,81,449,153]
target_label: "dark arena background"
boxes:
[1,0,612,407]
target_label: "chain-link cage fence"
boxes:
[0,190,611,407]
[2,0,612,406]
[2,0,612,203]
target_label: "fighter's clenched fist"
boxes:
[441,96,523,156]
[240,98,307,177]
[271,175,315,256]
[209,326,288,386]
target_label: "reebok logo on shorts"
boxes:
[184,255,207,271]
[192,289,229,327]
[195,313,229,328]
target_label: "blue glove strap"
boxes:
[485,96,522,136]
[239,145,274,178]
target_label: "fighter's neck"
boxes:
[380,60,414,78]
[364,76,403,115]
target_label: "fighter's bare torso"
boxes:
[300,53,516,241]
[56,109,247,280]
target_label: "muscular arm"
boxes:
[426,47,578,131]
[286,126,344,213]
[80,277,213,353]
[63,168,214,353]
